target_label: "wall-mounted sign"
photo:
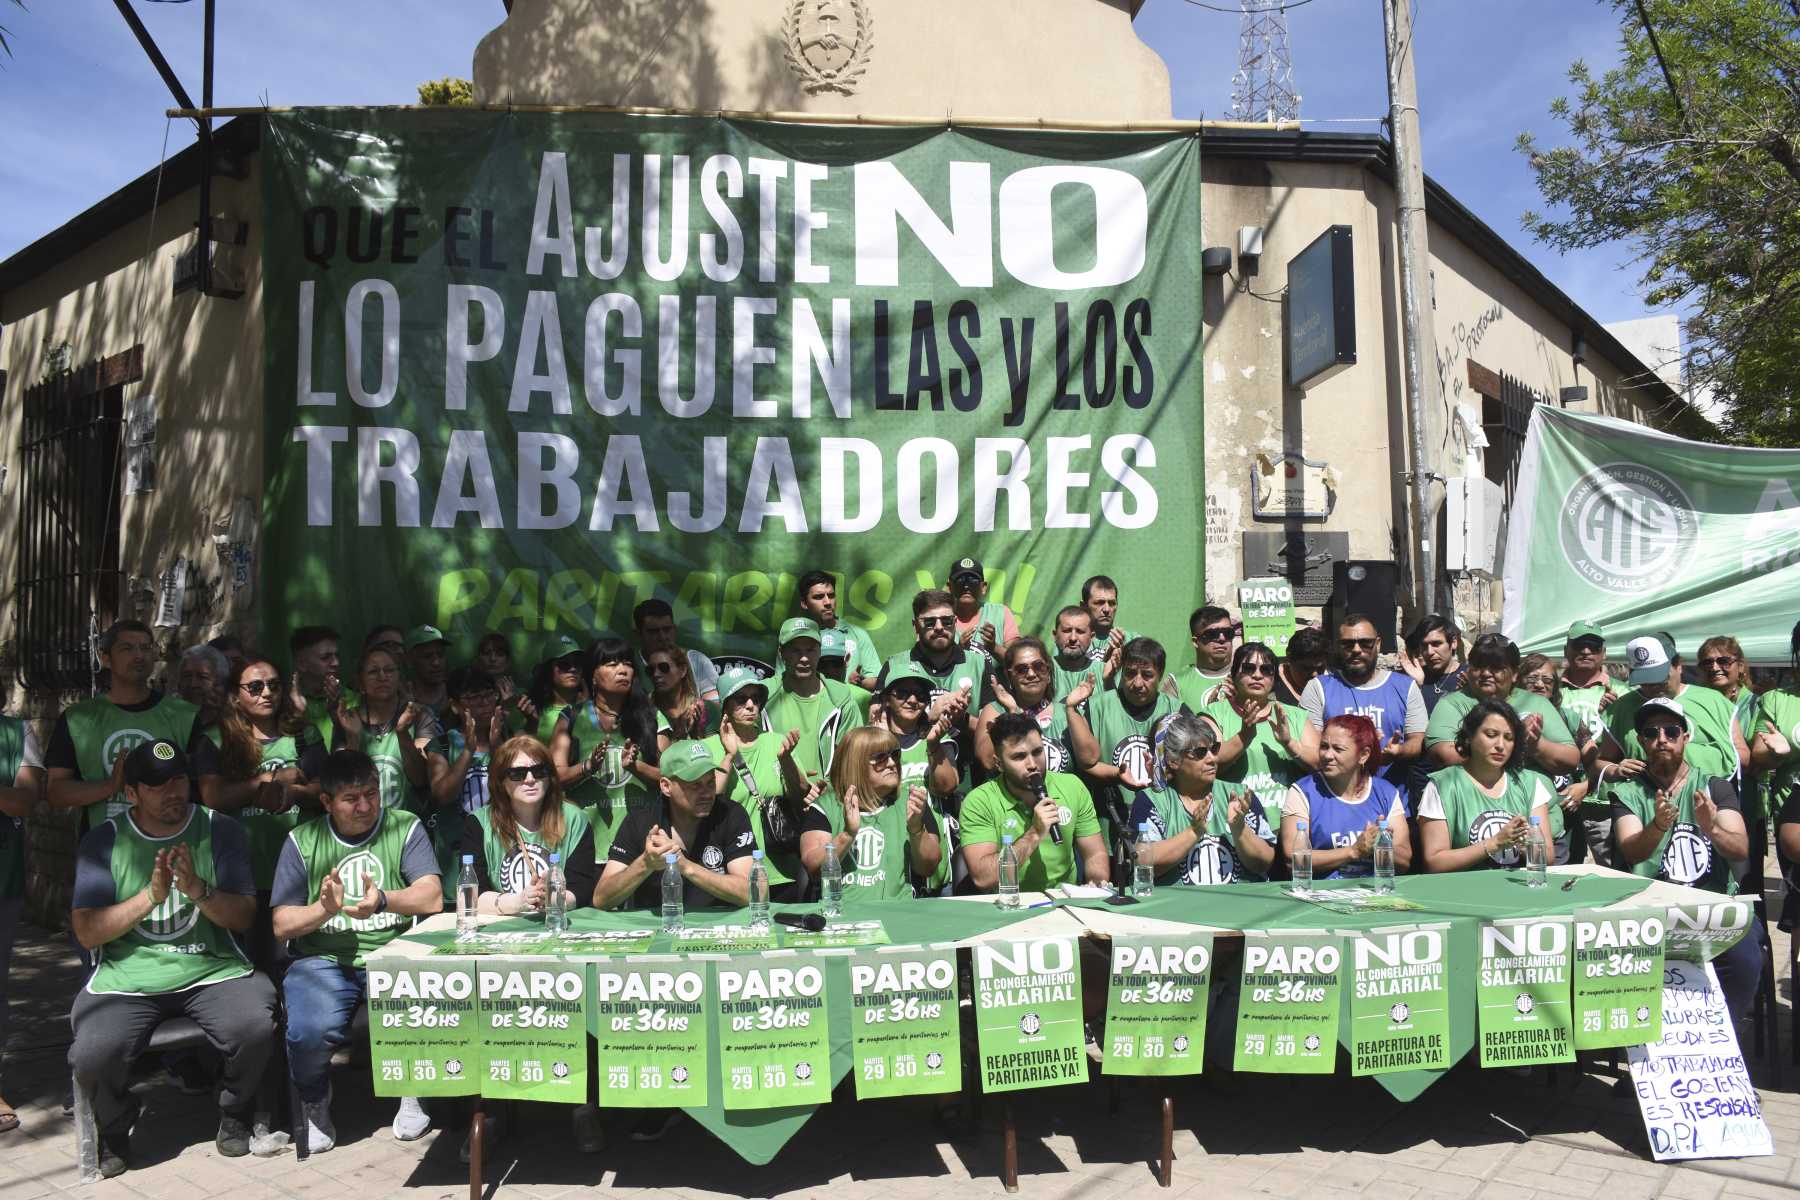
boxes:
[1286,225,1356,388]
[1241,531,1350,607]
[1251,451,1335,521]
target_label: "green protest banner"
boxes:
[847,946,961,1099]
[672,925,779,954]
[1573,908,1666,1050]
[367,961,478,1097]
[1503,407,1800,661]
[1348,924,1451,1076]
[1237,577,1297,655]
[475,958,591,1102]
[716,953,834,1110]
[972,937,1087,1093]
[1477,917,1576,1067]
[1233,931,1343,1074]
[589,957,710,1108]
[260,111,1206,662]
[1662,899,1752,964]
[783,919,891,949]
[1102,934,1211,1077]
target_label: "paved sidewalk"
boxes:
[2,895,1793,1200]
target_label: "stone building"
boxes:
[0,0,1704,917]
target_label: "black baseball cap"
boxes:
[949,557,984,584]
[123,740,190,787]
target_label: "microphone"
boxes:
[774,912,827,932]
[1036,781,1063,844]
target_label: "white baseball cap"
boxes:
[1625,635,1672,685]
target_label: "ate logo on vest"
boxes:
[1113,735,1155,785]
[852,825,886,872]
[1658,823,1714,886]
[372,754,406,806]
[1183,836,1242,886]
[138,889,199,942]
[1558,463,1698,593]
[501,843,551,896]
[1470,810,1524,868]
[331,850,391,930]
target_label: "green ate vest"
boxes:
[763,678,867,782]
[1755,688,1800,817]
[353,724,412,811]
[1603,770,1737,894]
[1199,699,1309,816]
[1084,690,1184,785]
[287,808,423,967]
[206,726,309,891]
[706,729,797,886]
[64,694,199,823]
[1050,655,1105,704]
[1174,667,1231,714]
[1135,780,1271,886]
[1606,687,1740,780]
[1426,766,1551,871]
[0,718,24,900]
[88,808,251,996]
[982,700,1074,776]
[558,702,655,862]
[507,699,571,743]
[816,787,932,903]
[1424,688,1574,837]
[473,802,592,895]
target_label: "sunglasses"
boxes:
[868,749,900,767]
[1698,656,1737,670]
[1339,638,1379,651]
[239,678,282,696]
[918,615,956,629]
[648,661,679,675]
[889,689,928,705]
[553,656,583,671]
[1179,745,1220,760]
[1640,723,1685,743]
[1010,661,1048,678]
[1200,627,1237,643]
[505,763,553,783]
[1238,662,1275,678]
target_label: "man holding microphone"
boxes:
[959,713,1109,892]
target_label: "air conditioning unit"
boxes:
[1444,476,1505,577]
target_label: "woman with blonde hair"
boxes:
[799,726,943,904]
[459,734,597,917]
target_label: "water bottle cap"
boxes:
[1002,835,1015,845]
[548,852,561,862]
[461,854,475,864]
[664,852,678,864]
[1529,814,1542,826]
[1137,822,1149,833]
[752,849,765,860]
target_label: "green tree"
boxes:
[418,77,476,107]
[1519,0,1800,445]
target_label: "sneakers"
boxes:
[628,1110,677,1143]
[97,1130,130,1179]
[571,1104,606,1154]
[216,1114,251,1158]
[302,1099,337,1154]
[391,1096,430,1141]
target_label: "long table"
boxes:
[371,865,1704,1166]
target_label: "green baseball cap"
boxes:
[405,624,450,651]
[717,666,770,703]
[661,739,720,782]
[537,632,583,664]
[778,617,823,647]
[1565,620,1605,643]
[881,662,935,693]
[819,627,849,659]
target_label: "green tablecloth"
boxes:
[390,873,1654,1162]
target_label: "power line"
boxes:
[1181,0,1320,13]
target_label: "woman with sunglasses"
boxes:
[976,638,1076,778]
[517,633,588,742]
[801,726,943,902]
[330,646,432,811]
[1281,714,1410,879]
[1520,651,1591,809]
[1418,700,1554,873]
[214,657,326,895]
[551,637,661,862]
[1201,643,1318,822]
[645,646,719,750]
[458,734,602,1153]
[703,667,811,900]
[1130,714,1275,885]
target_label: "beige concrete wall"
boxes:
[473,0,1171,122]
[0,163,266,695]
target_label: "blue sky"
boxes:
[0,0,1649,324]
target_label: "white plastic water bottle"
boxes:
[660,852,684,932]
[997,836,1021,909]
[1373,820,1396,893]
[821,838,844,919]
[1291,821,1314,889]
[1132,822,1155,898]
[456,855,479,939]
[748,850,772,929]
[544,852,569,933]
[1525,814,1548,887]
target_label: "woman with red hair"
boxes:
[1280,714,1412,878]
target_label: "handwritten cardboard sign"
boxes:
[1627,961,1772,1162]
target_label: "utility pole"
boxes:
[1382,0,1442,617]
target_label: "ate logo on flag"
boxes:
[1558,463,1697,593]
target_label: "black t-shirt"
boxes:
[605,799,756,911]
